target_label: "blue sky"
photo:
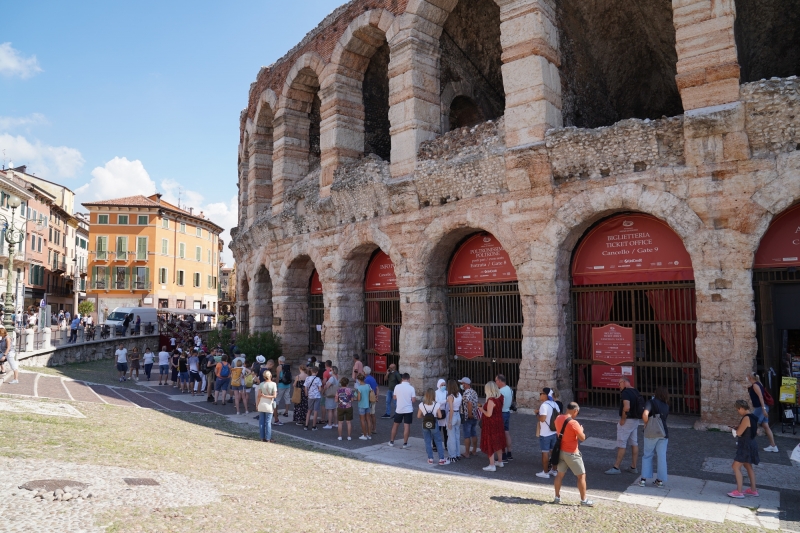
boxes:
[0,0,342,262]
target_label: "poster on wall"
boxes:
[572,214,694,285]
[592,324,634,366]
[448,233,517,285]
[373,355,387,373]
[374,325,392,355]
[365,251,398,291]
[591,364,635,388]
[754,204,800,268]
[455,325,485,359]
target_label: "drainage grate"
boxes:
[19,480,88,492]
[123,478,159,486]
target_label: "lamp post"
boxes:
[1,194,24,339]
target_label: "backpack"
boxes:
[244,371,254,388]
[231,367,243,387]
[422,404,437,430]
[545,401,561,432]
[219,363,231,378]
[280,365,292,385]
[626,388,646,419]
[760,383,775,407]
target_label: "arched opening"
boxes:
[752,203,800,422]
[440,0,505,127]
[238,275,250,335]
[735,0,800,82]
[363,42,391,160]
[278,255,317,362]
[569,213,699,415]
[308,93,322,170]
[557,0,682,128]
[449,95,485,131]
[251,265,273,332]
[309,269,324,356]
[447,232,521,394]
[248,103,274,222]
[364,251,401,385]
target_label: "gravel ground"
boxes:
[0,394,764,533]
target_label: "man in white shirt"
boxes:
[194,334,202,349]
[157,345,171,385]
[495,374,514,461]
[536,387,561,478]
[389,373,416,448]
[115,343,128,382]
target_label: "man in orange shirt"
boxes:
[552,402,594,507]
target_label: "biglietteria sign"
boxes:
[572,214,694,286]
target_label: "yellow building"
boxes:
[83,194,224,320]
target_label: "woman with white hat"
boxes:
[435,378,448,452]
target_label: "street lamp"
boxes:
[1,194,24,339]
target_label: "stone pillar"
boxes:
[497,0,562,147]
[673,0,740,111]
[246,133,273,224]
[271,288,309,365]
[42,327,52,350]
[319,81,364,197]
[23,327,33,352]
[398,281,449,394]
[237,154,249,229]
[321,281,365,376]
[271,109,311,214]
[388,26,441,178]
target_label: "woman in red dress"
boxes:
[480,381,507,472]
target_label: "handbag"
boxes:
[291,385,302,404]
[258,384,274,413]
[325,378,338,398]
[549,416,572,469]
[369,389,377,403]
[644,413,666,439]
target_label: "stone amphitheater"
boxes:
[229,0,800,423]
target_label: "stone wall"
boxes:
[742,77,800,156]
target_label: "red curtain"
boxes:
[645,289,698,411]
[576,291,614,402]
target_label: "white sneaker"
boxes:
[337,436,342,441]
[763,445,779,452]
[482,465,496,472]
[323,425,333,429]
[8,379,19,384]
[347,437,352,441]
[549,470,558,477]
[535,471,550,479]
[359,435,369,440]
[496,462,504,468]
[367,436,372,440]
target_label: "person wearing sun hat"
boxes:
[459,377,479,458]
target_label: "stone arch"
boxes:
[440,80,478,132]
[750,169,800,257]
[734,0,800,82]
[272,52,326,214]
[319,10,396,191]
[250,264,273,333]
[244,89,278,225]
[237,271,250,335]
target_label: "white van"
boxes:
[105,307,158,335]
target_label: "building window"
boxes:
[96,236,108,260]
[138,215,148,225]
[38,236,42,252]
[118,215,129,224]
[136,237,147,260]
[162,218,169,229]
[179,243,185,259]
[208,249,211,263]
[161,238,168,255]
[176,299,185,309]
[115,266,127,289]
[196,227,202,237]
[94,266,107,289]
[180,222,186,233]
[98,214,109,224]
[158,298,169,308]
[193,272,200,287]
[134,266,148,289]
[159,267,167,285]
[195,246,201,261]
[116,236,128,259]
[177,270,185,286]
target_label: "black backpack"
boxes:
[545,401,561,432]
[280,365,292,385]
[422,404,437,430]
[631,389,646,419]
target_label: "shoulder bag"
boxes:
[369,388,377,403]
[291,380,302,404]
[257,383,275,413]
[326,378,339,398]
[549,416,573,470]
[643,400,666,439]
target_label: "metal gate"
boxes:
[570,281,700,415]
[447,282,522,394]
[365,290,401,386]
[308,293,324,356]
[238,304,249,335]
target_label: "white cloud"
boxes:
[74,157,157,205]
[0,133,84,178]
[0,42,42,79]
[0,113,48,131]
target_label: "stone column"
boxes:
[398,281,449,394]
[673,0,740,111]
[388,26,441,178]
[319,81,364,197]
[237,153,249,229]
[271,290,309,364]
[321,281,365,376]
[497,0,562,148]
[246,133,273,223]
[271,109,311,214]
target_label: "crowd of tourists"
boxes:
[105,343,780,505]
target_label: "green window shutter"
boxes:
[137,237,147,260]
[145,267,150,288]
[92,266,97,288]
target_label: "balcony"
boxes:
[132,280,152,291]
[52,261,67,274]
[91,280,107,290]
[95,251,108,261]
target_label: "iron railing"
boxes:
[365,289,401,385]
[308,293,324,355]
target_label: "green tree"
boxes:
[234,331,282,364]
[78,300,95,317]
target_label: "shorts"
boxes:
[214,378,230,391]
[753,406,769,425]
[325,397,338,410]
[230,384,245,392]
[394,412,413,425]
[130,360,140,370]
[337,407,354,421]
[159,364,169,375]
[369,402,376,414]
[616,418,639,448]
[6,352,18,372]
[539,433,557,452]
[358,407,370,415]
[190,371,202,382]
[462,418,478,438]
[178,372,189,383]
[502,411,511,431]
[308,398,321,412]
[557,450,586,476]
[116,362,128,372]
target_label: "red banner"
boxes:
[365,251,398,291]
[374,325,392,355]
[592,324,634,366]
[572,214,694,286]
[455,325,484,359]
[373,355,387,373]
[448,233,517,285]
[310,269,323,295]
[591,364,635,388]
[754,203,800,268]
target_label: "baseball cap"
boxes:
[458,377,471,385]
[256,355,266,364]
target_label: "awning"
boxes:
[158,308,216,316]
